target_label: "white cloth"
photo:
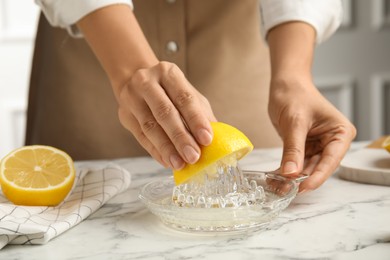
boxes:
[0,162,131,249]
[35,0,342,43]
[260,0,342,43]
[34,0,134,36]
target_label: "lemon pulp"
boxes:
[0,145,75,206]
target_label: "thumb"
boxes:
[280,127,306,175]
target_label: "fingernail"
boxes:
[197,128,213,145]
[170,154,184,170]
[283,161,298,175]
[183,145,200,164]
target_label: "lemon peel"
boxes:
[173,122,253,185]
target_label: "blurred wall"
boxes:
[0,0,39,158]
[313,0,390,141]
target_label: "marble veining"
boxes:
[1,144,390,259]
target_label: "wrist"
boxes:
[267,21,316,85]
[77,4,159,97]
[270,72,313,91]
[271,68,312,84]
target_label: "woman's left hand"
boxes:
[268,76,357,193]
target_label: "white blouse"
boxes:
[34,0,342,44]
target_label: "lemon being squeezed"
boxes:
[172,122,265,208]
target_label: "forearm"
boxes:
[76,4,158,97]
[267,22,316,85]
[266,22,356,189]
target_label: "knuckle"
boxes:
[186,111,204,124]
[162,128,190,150]
[117,108,133,131]
[330,123,357,142]
[276,107,306,129]
[335,124,349,135]
[171,128,187,143]
[141,119,158,133]
[136,132,155,153]
[349,124,357,139]
[158,61,175,75]
[137,131,149,145]
[158,140,174,155]
[283,146,303,157]
[130,70,150,88]
[289,112,305,127]
[159,62,176,74]
[175,91,194,108]
[160,62,183,82]
[156,103,174,121]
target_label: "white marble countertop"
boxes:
[1,143,390,259]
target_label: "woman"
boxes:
[28,0,356,192]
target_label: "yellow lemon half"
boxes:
[173,122,253,185]
[0,145,75,206]
[383,136,390,153]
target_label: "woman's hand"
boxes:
[267,21,356,192]
[117,62,216,170]
[268,76,356,192]
[77,5,216,169]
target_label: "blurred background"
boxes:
[0,0,38,158]
[0,0,389,158]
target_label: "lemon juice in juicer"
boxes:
[140,122,304,232]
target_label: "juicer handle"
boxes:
[243,170,309,183]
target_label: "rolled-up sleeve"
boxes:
[34,0,133,37]
[260,0,343,44]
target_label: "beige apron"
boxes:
[26,0,281,160]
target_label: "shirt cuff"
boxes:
[35,0,134,37]
[260,0,343,44]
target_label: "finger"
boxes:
[195,88,218,122]
[280,118,308,175]
[158,62,213,146]
[125,71,196,167]
[117,108,170,168]
[118,85,186,170]
[299,137,350,191]
[301,154,321,176]
[297,154,321,193]
[139,79,201,165]
[134,106,188,170]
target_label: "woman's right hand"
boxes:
[77,5,216,169]
[117,61,217,170]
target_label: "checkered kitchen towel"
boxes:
[0,162,131,249]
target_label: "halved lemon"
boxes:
[383,136,390,153]
[173,122,253,185]
[0,145,75,206]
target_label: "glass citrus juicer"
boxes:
[139,122,307,233]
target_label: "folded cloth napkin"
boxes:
[0,162,131,249]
